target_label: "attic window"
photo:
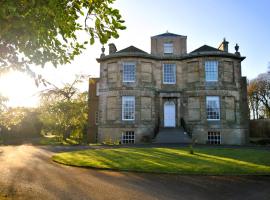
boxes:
[164,43,173,54]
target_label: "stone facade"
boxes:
[88,32,249,145]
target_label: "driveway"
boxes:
[0,145,269,200]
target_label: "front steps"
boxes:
[153,127,192,144]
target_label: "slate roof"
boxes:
[190,45,222,53]
[152,32,184,38]
[116,45,148,54]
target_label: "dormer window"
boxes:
[164,43,173,54]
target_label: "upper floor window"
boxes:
[206,96,220,120]
[164,43,173,54]
[123,62,136,82]
[122,96,135,121]
[205,61,218,82]
[163,64,176,84]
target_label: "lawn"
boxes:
[52,147,270,175]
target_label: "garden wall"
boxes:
[250,119,270,138]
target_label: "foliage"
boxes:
[0,0,125,83]
[0,107,42,139]
[39,76,88,143]
[248,72,270,119]
[52,147,270,175]
[0,94,8,112]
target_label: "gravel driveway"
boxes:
[0,145,269,200]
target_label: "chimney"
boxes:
[109,43,117,54]
[218,38,229,52]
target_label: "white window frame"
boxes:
[121,131,135,144]
[205,61,218,82]
[208,131,221,144]
[122,96,135,121]
[164,43,173,54]
[123,62,136,83]
[206,96,220,121]
[163,64,176,84]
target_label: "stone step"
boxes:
[153,127,192,144]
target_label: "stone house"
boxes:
[88,32,249,145]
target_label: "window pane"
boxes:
[208,131,221,144]
[121,131,135,144]
[205,61,218,81]
[206,96,220,120]
[163,64,176,84]
[164,43,173,54]
[123,63,136,82]
[122,96,135,120]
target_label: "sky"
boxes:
[0,0,269,107]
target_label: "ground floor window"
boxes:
[208,131,221,144]
[121,131,135,144]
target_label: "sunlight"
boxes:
[0,71,39,107]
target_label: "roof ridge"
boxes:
[116,45,148,54]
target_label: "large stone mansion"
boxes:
[88,32,249,145]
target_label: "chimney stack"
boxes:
[109,43,117,54]
[218,38,229,52]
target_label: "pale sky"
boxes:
[0,0,269,107]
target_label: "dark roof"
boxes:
[190,45,222,53]
[116,45,148,54]
[152,32,184,38]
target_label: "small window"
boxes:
[123,62,136,83]
[163,64,176,84]
[121,131,135,144]
[164,43,173,54]
[95,111,99,125]
[122,96,135,121]
[206,96,220,120]
[208,131,221,144]
[205,61,218,82]
[96,82,99,96]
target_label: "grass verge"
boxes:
[52,147,270,175]
[39,135,79,145]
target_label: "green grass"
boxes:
[39,135,79,145]
[52,147,270,175]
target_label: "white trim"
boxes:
[205,61,218,82]
[123,62,136,83]
[122,96,135,121]
[121,131,135,144]
[164,43,173,54]
[208,131,221,144]
[164,101,176,127]
[206,96,220,121]
[163,64,176,84]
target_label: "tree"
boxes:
[0,0,125,83]
[0,94,8,112]
[39,76,88,142]
[247,72,270,119]
[247,80,260,119]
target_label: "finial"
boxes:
[101,45,105,57]
[235,43,240,56]
[166,30,169,33]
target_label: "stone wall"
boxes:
[95,55,248,144]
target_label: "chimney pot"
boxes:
[109,43,117,54]
[218,38,229,52]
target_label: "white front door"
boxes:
[164,101,176,127]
